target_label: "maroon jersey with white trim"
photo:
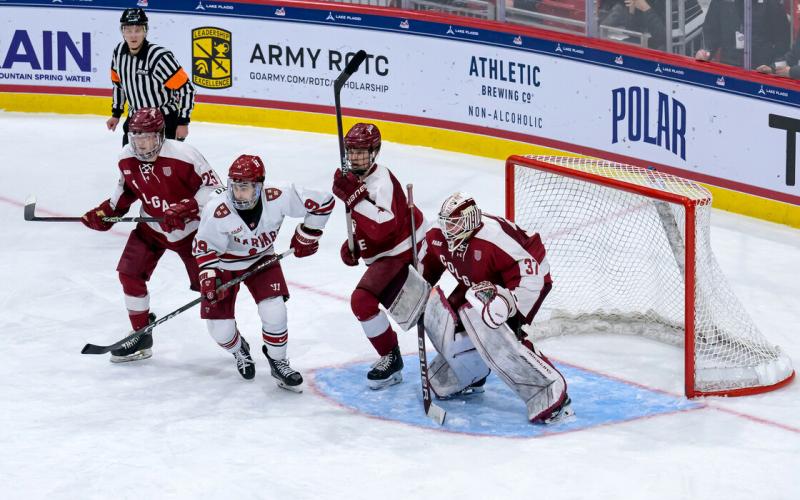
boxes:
[109,139,223,244]
[421,214,552,324]
[349,163,425,264]
[194,182,334,271]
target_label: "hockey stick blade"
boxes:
[427,400,447,426]
[333,50,367,92]
[81,249,294,355]
[23,196,36,221]
[343,50,367,77]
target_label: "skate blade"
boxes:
[436,385,485,400]
[275,380,303,393]
[544,405,576,425]
[368,371,403,390]
[110,348,152,364]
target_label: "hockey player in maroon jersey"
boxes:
[419,192,574,424]
[81,107,223,363]
[194,154,334,390]
[332,123,426,389]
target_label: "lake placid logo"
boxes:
[192,27,232,89]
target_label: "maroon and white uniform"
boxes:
[112,140,223,246]
[346,163,426,357]
[421,214,552,330]
[193,182,333,359]
[110,139,222,327]
[349,163,425,264]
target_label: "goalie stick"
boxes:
[333,50,367,253]
[81,249,294,355]
[407,184,447,426]
[24,196,162,223]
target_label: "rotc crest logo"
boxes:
[192,27,232,89]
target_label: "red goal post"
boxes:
[505,154,794,398]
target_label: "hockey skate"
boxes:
[436,375,488,400]
[110,313,156,363]
[367,345,404,390]
[262,346,303,393]
[539,395,575,425]
[233,338,255,380]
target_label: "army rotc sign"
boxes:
[192,27,232,89]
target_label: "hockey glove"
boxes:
[290,224,323,258]
[332,170,368,210]
[81,199,118,232]
[199,268,232,303]
[465,281,518,329]
[162,198,200,232]
[340,240,360,267]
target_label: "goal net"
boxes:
[506,154,794,397]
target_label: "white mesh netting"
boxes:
[510,155,793,395]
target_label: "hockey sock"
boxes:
[262,330,288,359]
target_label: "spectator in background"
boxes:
[600,0,667,50]
[695,0,790,69]
[756,37,800,78]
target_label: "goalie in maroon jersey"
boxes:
[81,107,223,363]
[332,123,426,390]
[419,192,574,424]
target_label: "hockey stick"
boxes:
[333,50,368,252]
[407,184,447,426]
[24,196,162,223]
[81,248,294,355]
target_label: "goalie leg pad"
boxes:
[387,265,431,331]
[425,287,490,398]
[459,304,567,423]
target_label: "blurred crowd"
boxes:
[365,0,800,77]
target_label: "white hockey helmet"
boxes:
[438,192,482,252]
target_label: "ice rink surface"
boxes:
[1,112,798,499]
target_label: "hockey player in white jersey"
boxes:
[193,154,334,390]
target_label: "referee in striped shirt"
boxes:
[107,8,196,145]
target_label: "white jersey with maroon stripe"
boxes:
[110,139,223,244]
[349,163,426,265]
[421,214,552,324]
[194,182,334,271]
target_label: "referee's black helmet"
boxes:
[120,8,148,26]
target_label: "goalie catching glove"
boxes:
[465,281,517,329]
[290,224,323,258]
[199,268,233,303]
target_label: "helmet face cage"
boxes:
[438,194,482,252]
[345,147,379,175]
[228,179,263,210]
[129,130,164,162]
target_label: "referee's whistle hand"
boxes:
[176,124,189,141]
[106,117,119,131]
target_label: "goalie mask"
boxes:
[344,122,381,176]
[128,108,164,162]
[227,154,265,210]
[438,192,482,252]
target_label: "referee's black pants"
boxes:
[121,111,181,146]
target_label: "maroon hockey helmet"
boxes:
[438,192,483,252]
[227,154,265,210]
[129,107,164,134]
[344,122,381,174]
[228,154,266,182]
[128,107,165,162]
